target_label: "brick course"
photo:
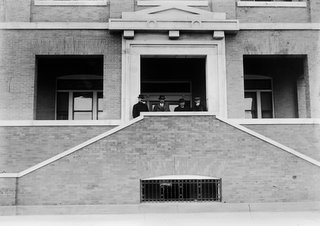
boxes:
[0,178,15,206]
[0,30,122,120]
[0,126,114,173]
[236,6,309,23]
[225,30,320,118]
[244,124,320,162]
[31,5,110,22]
[9,116,320,205]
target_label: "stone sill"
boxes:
[34,0,108,6]
[0,120,120,127]
[237,1,307,8]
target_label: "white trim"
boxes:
[217,116,320,167]
[237,1,307,8]
[141,112,215,117]
[142,175,219,180]
[0,113,319,179]
[34,0,108,6]
[122,40,227,122]
[137,1,208,7]
[0,22,109,30]
[0,120,121,127]
[228,118,320,125]
[0,173,19,178]
[1,22,320,30]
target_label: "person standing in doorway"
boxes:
[192,96,206,111]
[174,98,189,112]
[153,95,170,112]
[132,94,149,118]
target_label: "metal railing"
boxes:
[140,179,221,202]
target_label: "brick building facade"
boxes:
[0,0,320,214]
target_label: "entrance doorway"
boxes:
[140,57,206,111]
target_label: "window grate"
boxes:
[140,179,221,202]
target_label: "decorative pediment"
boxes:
[122,2,226,20]
[108,0,239,39]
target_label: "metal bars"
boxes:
[140,179,221,202]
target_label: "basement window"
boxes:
[140,175,221,202]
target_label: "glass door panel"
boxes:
[73,92,93,120]
[244,92,257,118]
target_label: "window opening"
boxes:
[56,74,103,120]
[141,178,221,202]
[244,75,274,119]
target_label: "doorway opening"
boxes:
[140,56,206,111]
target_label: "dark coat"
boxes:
[192,104,206,111]
[174,106,190,112]
[132,101,149,118]
[153,103,170,112]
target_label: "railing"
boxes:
[141,179,222,202]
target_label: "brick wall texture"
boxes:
[1,116,316,205]
[1,0,320,23]
[0,126,114,173]
[0,178,16,206]
[1,29,320,119]
[225,30,320,118]
[0,30,122,120]
[244,124,320,162]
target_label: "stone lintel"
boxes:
[108,19,239,34]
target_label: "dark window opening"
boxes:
[141,179,221,202]
[243,55,307,118]
[140,57,206,111]
[35,55,103,120]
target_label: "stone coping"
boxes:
[1,22,320,30]
[0,202,319,216]
[0,120,121,127]
[229,118,320,125]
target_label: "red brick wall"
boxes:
[11,116,320,205]
[244,124,320,162]
[0,126,114,173]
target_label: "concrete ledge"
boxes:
[0,120,121,127]
[237,1,307,8]
[0,22,109,30]
[1,202,319,216]
[229,118,320,125]
[1,22,320,30]
[34,0,108,6]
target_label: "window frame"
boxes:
[56,74,103,120]
[244,75,275,119]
